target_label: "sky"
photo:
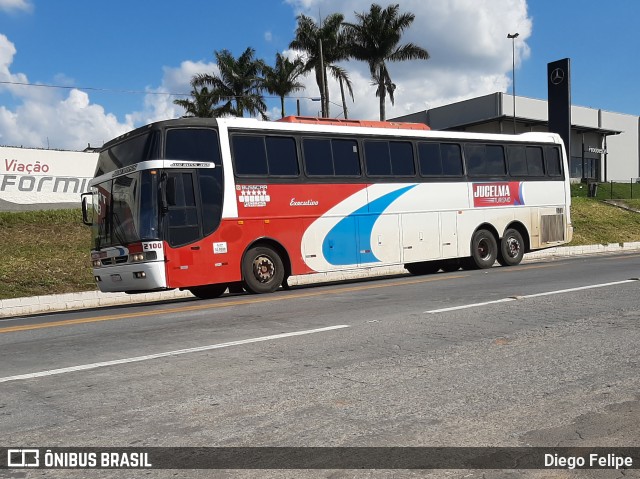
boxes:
[0,0,639,151]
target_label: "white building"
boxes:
[393,92,639,182]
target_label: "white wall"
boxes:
[0,146,99,211]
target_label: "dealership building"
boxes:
[394,92,639,182]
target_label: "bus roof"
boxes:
[278,115,430,130]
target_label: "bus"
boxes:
[81,116,572,299]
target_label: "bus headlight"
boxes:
[92,260,102,267]
[131,253,144,262]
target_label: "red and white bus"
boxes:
[82,116,572,298]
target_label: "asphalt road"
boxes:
[1,253,640,479]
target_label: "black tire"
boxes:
[498,228,525,266]
[405,261,441,275]
[470,229,498,269]
[440,259,461,272]
[242,246,285,294]
[188,284,227,299]
[227,282,245,294]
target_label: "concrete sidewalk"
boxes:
[2,241,639,319]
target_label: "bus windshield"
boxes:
[91,170,159,249]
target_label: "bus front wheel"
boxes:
[497,228,525,266]
[470,229,497,269]
[242,246,285,294]
[188,284,227,299]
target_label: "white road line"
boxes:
[425,298,516,314]
[0,325,350,384]
[522,279,637,298]
[425,278,639,314]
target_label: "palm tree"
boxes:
[173,79,219,118]
[344,4,429,120]
[194,47,268,120]
[263,53,305,118]
[290,13,353,118]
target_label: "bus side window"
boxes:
[546,146,563,177]
[526,146,545,176]
[332,139,361,176]
[507,146,528,176]
[466,144,505,177]
[465,144,484,175]
[441,143,463,176]
[390,141,415,176]
[232,135,268,176]
[266,136,299,176]
[364,140,392,176]
[418,142,442,176]
[303,138,333,176]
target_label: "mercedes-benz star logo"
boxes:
[550,68,565,85]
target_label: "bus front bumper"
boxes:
[93,261,168,293]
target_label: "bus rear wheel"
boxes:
[497,228,525,266]
[470,229,497,269]
[188,284,227,299]
[242,246,285,294]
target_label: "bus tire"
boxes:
[242,246,285,294]
[188,284,227,299]
[498,228,525,266]
[405,261,440,275]
[440,259,461,272]
[470,229,497,269]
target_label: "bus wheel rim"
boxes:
[253,255,275,283]
[477,239,491,259]
[506,237,520,258]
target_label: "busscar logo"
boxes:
[8,449,40,468]
[550,68,565,85]
[237,185,270,208]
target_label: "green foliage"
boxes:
[343,3,429,120]
[0,209,94,300]
[569,197,640,245]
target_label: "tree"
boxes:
[173,79,219,118]
[194,47,268,119]
[263,53,305,118]
[290,13,353,118]
[344,3,429,120]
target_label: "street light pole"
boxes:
[507,32,519,134]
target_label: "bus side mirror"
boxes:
[81,192,93,226]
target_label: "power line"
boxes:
[0,79,321,102]
[0,80,190,96]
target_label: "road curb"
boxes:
[2,241,640,319]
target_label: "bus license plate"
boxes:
[111,274,122,282]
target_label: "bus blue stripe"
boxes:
[322,185,417,266]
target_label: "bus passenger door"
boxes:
[163,170,209,288]
[440,212,458,258]
[401,212,441,263]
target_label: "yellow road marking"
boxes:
[0,273,468,334]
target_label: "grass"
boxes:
[0,209,95,300]
[569,197,640,245]
[1,199,639,300]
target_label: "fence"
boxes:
[572,179,640,199]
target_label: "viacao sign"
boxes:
[0,146,98,210]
